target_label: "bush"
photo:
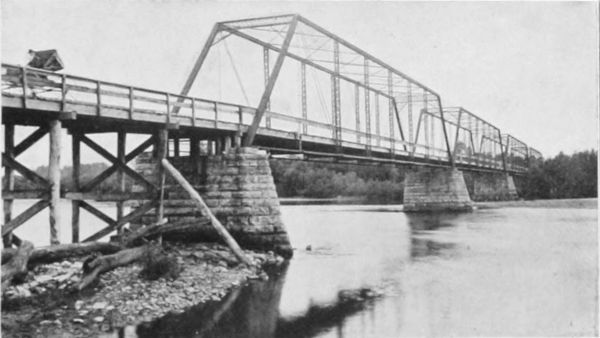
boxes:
[139,246,181,281]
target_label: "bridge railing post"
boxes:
[61,74,67,110]
[165,93,171,124]
[128,87,134,119]
[21,66,28,108]
[96,80,101,116]
[191,97,196,127]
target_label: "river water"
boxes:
[130,199,598,337]
[12,199,598,336]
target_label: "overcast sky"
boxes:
[2,0,598,164]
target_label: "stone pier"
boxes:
[403,167,473,212]
[134,147,293,258]
[463,171,518,201]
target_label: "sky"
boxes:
[1,0,598,166]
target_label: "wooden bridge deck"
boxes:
[1,63,523,173]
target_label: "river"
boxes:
[132,199,597,337]
[11,199,598,336]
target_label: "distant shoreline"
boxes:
[280,197,598,209]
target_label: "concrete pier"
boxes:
[403,167,473,212]
[134,147,292,258]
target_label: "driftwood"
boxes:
[121,218,212,247]
[1,241,123,267]
[77,245,148,291]
[1,240,34,293]
[161,159,253,266]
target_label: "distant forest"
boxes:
[271,149,598,202]
[270,160,405,203]
[10,149,597,203]
[520,150,597,200]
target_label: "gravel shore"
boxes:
[1,241,285,337]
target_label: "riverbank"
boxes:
[1,241,284,337]
[476,197,597,209]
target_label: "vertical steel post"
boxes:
[387,71,395,153]
[452,110,463,162]
[332,40,341,147]
[301,63,307,135]
[374,94,380,147]
[407,83,413,144]
[354,84,360,143]
[412,110,424,157]
[423,92,429,157]
[263,47,271,129]
[244,16,299,146]
[364,58,371,152]
[433,93,455,166]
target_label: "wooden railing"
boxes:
[1,63,525,172]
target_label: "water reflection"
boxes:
[275,289,380,338]
[109,203,596,337]
[405,212,459,231]
[406,213,458,260]
[135,265,287,338]
[410,237,456,259]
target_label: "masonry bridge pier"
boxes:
[1,14,542,255]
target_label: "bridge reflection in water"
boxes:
[105,202,596,337]
[116,207,462,338]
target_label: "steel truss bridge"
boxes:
[2,14,541,175]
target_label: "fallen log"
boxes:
[161,159,253,267]
[77,245,148,291]
[121,219,212,247]
[121,218,176,247]
[2,241,123,267]
[1,240,34,293]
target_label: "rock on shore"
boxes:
[1,241,284,337]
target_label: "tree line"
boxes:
[520,149,597,200]
[269,160,405,203]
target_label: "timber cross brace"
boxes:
[1,119,171,247]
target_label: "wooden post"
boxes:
[161,159,253,266]
[190,134,200,180]
[207,141,214,156]
[234,131,242,149]
[3,124,15,247]
[215,138,223,155]
[71,132,80,243]
[224,136,232,153]
[173,133,180,158]
[116,130,126,234]
[155,129,168,225]
[48,119,61,245]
